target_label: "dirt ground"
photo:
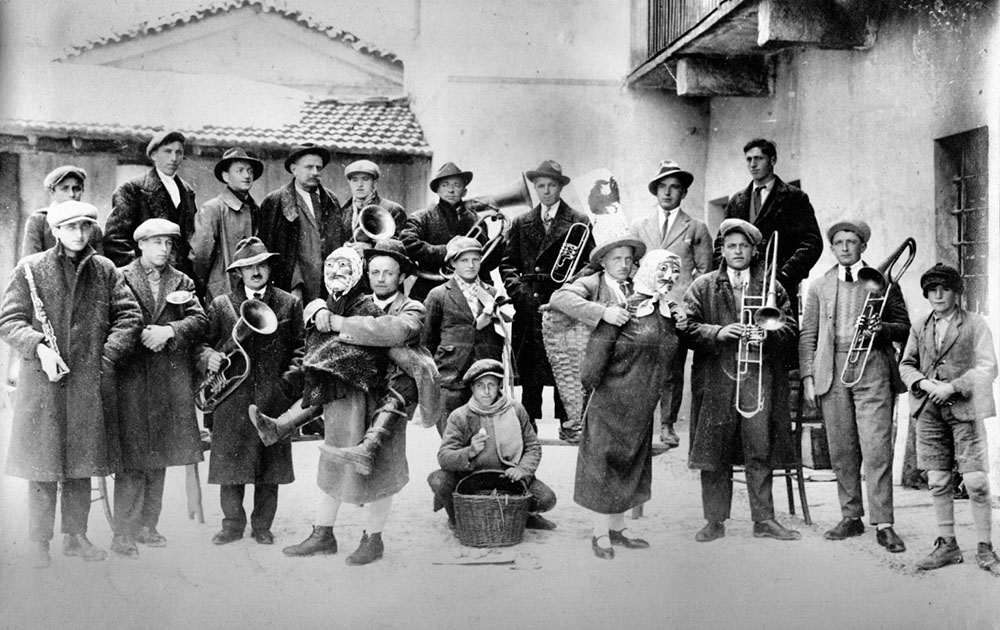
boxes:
[1,404,999,630]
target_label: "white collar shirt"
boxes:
[838,260,865,282]
[245,286,267,301]
[661,207,680,240]
[295,184,316,218]
[753,177,776,209]
[604,272,629,304]
[157,169,181,207]
[932,309,958,351]
[542,200,561,225]
[372,293,396,312]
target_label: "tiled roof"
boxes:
[59,0,400,66]
[2,98,431,157]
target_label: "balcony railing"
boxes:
[647,0,725,58]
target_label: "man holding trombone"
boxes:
[799,220,911,553]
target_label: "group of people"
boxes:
[2,133,997,574]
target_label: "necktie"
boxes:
[543,206,553,231]
[844,267,854,283]
[661,213,670,242]
[751,187,762,223]
[309,190,322,218]
[253,291,264,300]
[619,280,630,296]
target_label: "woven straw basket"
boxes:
[453,470,531,547]
[540,307,590,428]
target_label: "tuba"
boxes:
[840,237,916,386]
[353,204,396,244]
[735,232,785,418]
[195,298,278,412]
[549,222,592,284]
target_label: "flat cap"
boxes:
[445,235,483,264]
[719,218,762,246]
[146,130,186,159]
[345,160,381,179]
[920,263,963,296]
[827,219,871,244]
[43,165,87,190]
[47,200,98,228]
[133,218,181,241]
[462,358,505,385]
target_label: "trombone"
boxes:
[735,232,785,419]
[549,222,591,284]
[413,204,510,283]
[840,237,916,386]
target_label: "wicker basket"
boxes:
[453,470,531,548]
[541,308,590,429]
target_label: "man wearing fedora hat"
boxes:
[631,160,713,449]
[258,143,347,305]
[340,160,406,249]
[401,161,500,302]
[105,131,197,278]
[189,148,264,302]
[20,165,105,258]
[501,159,595,430]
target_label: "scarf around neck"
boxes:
[467,392,523,467]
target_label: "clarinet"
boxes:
[23,264,62,358]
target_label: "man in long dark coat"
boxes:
[0,200,142,568]
[501,160,595,430]
[112,219,208,558]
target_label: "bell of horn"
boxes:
[469,173,533,210]
[242,299,278,335]
[355,204,396,243]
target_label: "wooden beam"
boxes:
[676,55,770,97]
[758,0,866,49]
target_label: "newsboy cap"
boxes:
[826,219,871,244]
[214,148,264,182]
[462,358,505,385]
[920,263,963,296]
[284,143,331,173]
[719,218,762,246]
[345,160,381,180]
[43,165,87,190]
[430,162,474,192]
[526,159,571,186]
[226,237,279,271]
[647,160,694,195]
[444,236,483,264]
[46,200,98,229]
[146,130,186,159]
[133,218,181,242]
[363,239,413,275]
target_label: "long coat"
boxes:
[105,168,198,277]
[117,260,207,470]
[21,207,104,259]
[0,245,142,481]
[573,294,678,514]
[189,187,258,302]
[682,266,797,471]
[629,207,712,300]
[500,201,596,386]
[198,284,302,485]
[338,192,406,241]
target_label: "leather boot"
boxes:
[63,533,108,562]
[345,531,384,566]
[249,401,322,447]
[282,526,337,557]
[320,389,406,476]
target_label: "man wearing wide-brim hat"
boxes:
[400,161,501,302]
[630,159,713,449]
[105,130,197,278]
[258,143,347,305]
[501,159,596,430]
[20,165,106,259]
[190,148,265,302]
[339,159,406,250]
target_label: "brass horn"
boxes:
[549,222,592,284]
[353,204,396,243]
[195,298,278,413]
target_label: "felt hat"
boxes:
[444,236,483,264]
[46,200,98,228]
[526,159,571,185]
[226,237,279,271]
[214,148,264,182]
[647,160,694,194]
[462,358,505,385]
[719,218,762,246]
[430,162,474,192]
[919,263,963,296]
[133,218,181,241]
[363,239,414,275]
[345,160,381,179]
[284,143,331,173]
[826,219,872,244]
[146,130,186,159]
[43,165,87,190]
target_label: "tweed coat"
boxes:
[548,270,623,331]
[682,265,796,471]
[437,400,541,478]
[21,207,104,259]
[500,201,596,386]
[422,277,504,391]
[0,245,142,481]
[899,308,998,422]
[189,187,258,302]
[117,260,207,470]
[105,168,198,277]
[257,180,346,303]
[798,265,909,398]
[198,283,301,485]
[338,192,406,241]
[629,207,712,300]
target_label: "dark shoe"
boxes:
[251,530,274,545]
[609,528,649,549]
[211,528,244,545]
[916,537,963,571]
[30,542,51,569]
[591,535,614,560]
[695,521,725,543]
[345,531,384,566]
[136,526,167,547]
[282,526,337,556]
[111,534,140,559]
[824,517,865,540]
[525,514,557,530]
[976,542,1000,573]
[63,534,108,561]
[753,519,801,541]
[876,527,906,553]
[660,425,680,449]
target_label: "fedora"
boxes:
[526,160,571,186]
[226,237,280,271]
[430,162,474,192]
[284,143,331,173]
[647,160,694,195]
[214,148,264,182]
[363,239,414,275]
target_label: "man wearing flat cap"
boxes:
[0,200,143,568]
[799,219,910,553]
[631,159,713,449]
[258,143,347,305]
[20,165,104,258]
[189,148,264,302]
[105,131,197,278]
[501,159,596,431]
[111,219,207,558]
[340,160,406,250]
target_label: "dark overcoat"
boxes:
[682,265,797,471]
[0,245,142,481]
[500,201,595,386]
[105,168,198,277]
[338,192,406,241]
[198,284,302,485]
[20,207,104,259]
[188,187,258,302]
[117,260,207,470]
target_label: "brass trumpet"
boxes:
[736,232,785,419]
[353,204,396,243]
[840,237,916,386]
[195,298,278,412]
[549,222,591,284]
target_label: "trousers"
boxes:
[220,484,279,533]
[113,468,167,536]
[28,478,92,542]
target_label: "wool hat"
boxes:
[146,130,186,159]
[647,160,694,195]
[826,219,871,244]
[46,200,99,228]
[345,160,381,180]
[226,237,279,271]
[430,162,474,192]
[526,159,571,186]
[444,235,483,264]
[133,218,181,241]
[284,143,331,173]
[214,148,264,182]
[364,239,414,275]
[462,358,505,385]
[919,263,963,296]
[43,165,87,190]
[719,218,762,246]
